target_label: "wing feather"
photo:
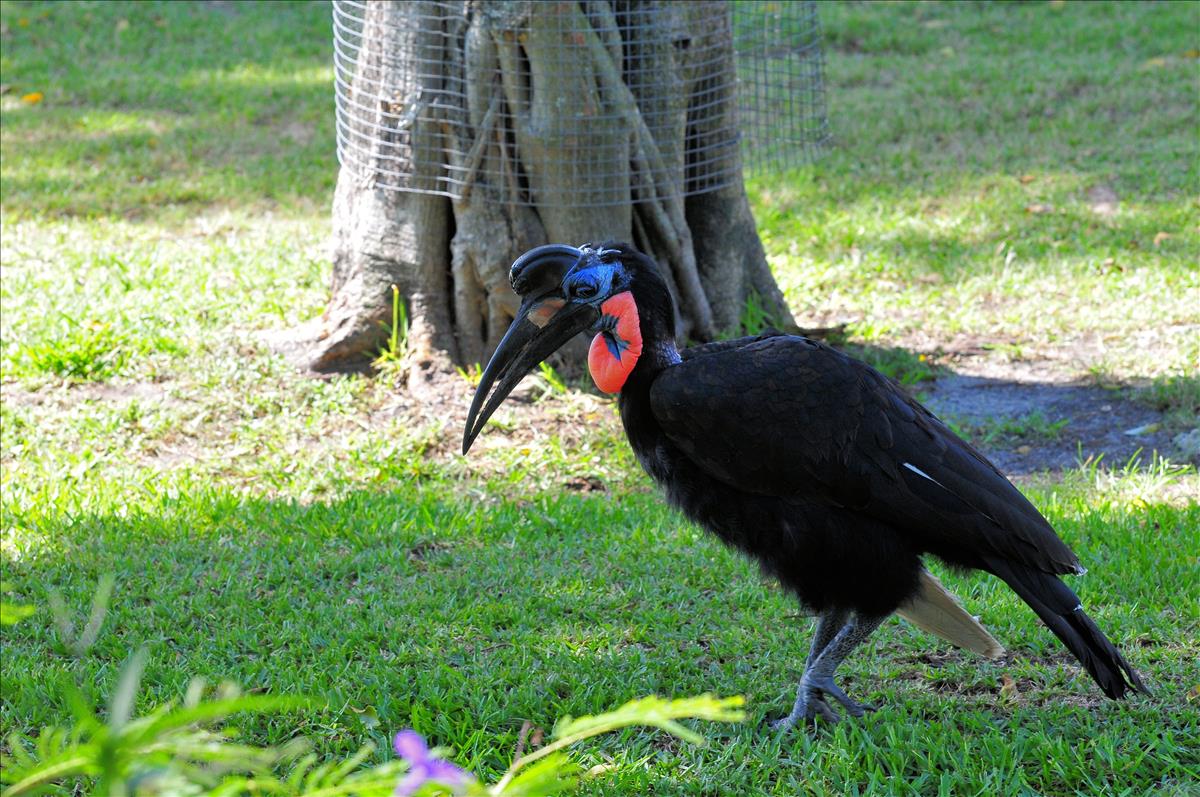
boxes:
[649,336,1080,575]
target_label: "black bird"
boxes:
[462,243,1147,729]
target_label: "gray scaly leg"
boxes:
[772,613,887,732]
[769,608,848,730]
[805,608,849,670]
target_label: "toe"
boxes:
[807,677,868,718]
[769,715,795,733]
[770,690,842,732]
[811,696,840,724]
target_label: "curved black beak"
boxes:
[461,294,599,454]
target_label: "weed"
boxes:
[712,291,785,341]
[737,291,775,337]
[946,410,1072,447]
[456,363,484,387]
[47,574,115,658]
[841,342,940,387]
[1132,373,1200,432]
[982,342,1028,363]
[373,284,409,369]
[18,321,130,381]
[538,361,570,396]
[1048,450,1198,509]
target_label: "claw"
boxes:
[769,702,834,733]
[807,674,871,718]
[772,613,885,732]
[770,686,839,731]
[768,714,800,733]
[772,675,873,731]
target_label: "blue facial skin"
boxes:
[561,246,632,338]
[562,260,614,303]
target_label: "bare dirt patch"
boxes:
[7,336,1189,497]
[0,379,176,409]
[316,344,1191,486]
[922,352,1182,475]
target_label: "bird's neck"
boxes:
[625,324,680,390]
[616,322,678,463]
[616,276,680,423]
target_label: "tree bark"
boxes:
[312,1,457,379]
[680,2,797,333]
[306,0,798,377]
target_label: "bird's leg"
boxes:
[799,612,886,719]
[769,608,849,730]
[773,613,887,731]
[805,608,850,670]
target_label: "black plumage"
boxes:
[464,242,1147,727]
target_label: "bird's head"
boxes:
[462,242,674,454]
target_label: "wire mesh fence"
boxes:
[333,1,827,208]
[732,1,828,180]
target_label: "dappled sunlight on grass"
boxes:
[1,103,333,220]
[753,164,1198,375]
[2,1,1198,793]
[180,62,333,93]
[747,1,1199,383]
[0,1,334,222]
[0,216,330,387]
[2,460,1196,789]
[1023,453,1200,512]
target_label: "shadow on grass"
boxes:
[818,337,1192,475]
[1,477,1196,788]
[754,168,1196,280]
[917,370,1190,476]
[0,485,787,763]
[5,0,1197,227]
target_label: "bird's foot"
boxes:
[769,692,838,732]
[770,674,874,732]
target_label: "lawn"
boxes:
[2,1,1198,795]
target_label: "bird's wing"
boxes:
[677,330,787,361]
[649,335,1081,575]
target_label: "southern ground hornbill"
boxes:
[462,242,1147,729]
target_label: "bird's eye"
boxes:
[571,282,598,299]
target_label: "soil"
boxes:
[920,352,1185,476]
[7,341,1193,488]
[393,342,1195,485]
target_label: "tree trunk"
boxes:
[680,3,794,333]
[312,1,457,381]
[306,0,797,378]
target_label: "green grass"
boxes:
[751,1,1200,379]
[837,341,941,387]
[4,470,1198,795]
[944,410,1072,448]
[2,1,1199,795]
[1132,374,1200,435]
[0,0,333,222]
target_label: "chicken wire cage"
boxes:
[332,0,828,208]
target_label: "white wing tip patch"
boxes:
[903,461,947,489]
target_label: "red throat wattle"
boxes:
[588,291,642,393]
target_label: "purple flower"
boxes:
[393,730,471,796]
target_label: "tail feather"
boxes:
[897,569,1005,658]
[985,557,1148,699]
